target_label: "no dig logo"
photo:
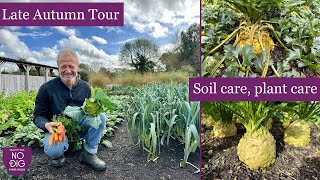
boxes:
[2,147,32,176]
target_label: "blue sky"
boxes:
[0,0,200,71]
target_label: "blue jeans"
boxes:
[43,113,107,159]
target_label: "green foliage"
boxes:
[0,90,36,122]
[202,102,238,139]
[179,23,200,75]
[178,101,200,167]
[224,0,284,24]
[279,102,320,122]
[92,91,118,111]
[276,0,320,75]
[0,118,15,134]
[10,122,44,147]
[119,38,160,72]
[159,52,180,71]
[63,90,118,129]
[101,139,112,148]
[202,0,282,78]
[104,85,136,96]
[229,102,276,132]
[79,63,90,82]
[126,83,200,167]
[84,99,103,117]
[202,2,237,50]
[158,23,200,76]
[0,86,127,152]
[202,102,234,124]
[100,95,128,143]
[0,122,44,149]
[0,137,11,149]
[0,90,36,133]
[132,53,156,74]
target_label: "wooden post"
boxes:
[0,61,4,92]
[45,68,50,82]
[23,65,31,92]
[0,61,4,75]
[50,69,54,76]
[35,66,41,76]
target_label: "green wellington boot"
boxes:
[51,156,65,168]
[80,149,106,171]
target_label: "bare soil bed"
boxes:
[201,121,320,180]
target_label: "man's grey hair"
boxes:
[56,49,79,65]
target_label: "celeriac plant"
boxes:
[225,101,276,170]
[202,102,237,138]
[280,101,320,147]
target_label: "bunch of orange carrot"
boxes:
[49,123,66,145]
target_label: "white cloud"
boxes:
[0,29,57,66]
[124,0,199,37]
[115,38,136,45]
[160,43,175,53]
[26,57,38,63]
[0,51,5,56]
[1,0,199,40]
[0,0,199,70]
[13,31,53,37]
[0,29,32,57]
[130,21,169,39]
[4,26,21,31]
[92,36,107,45]
[96,26,125,34]
[38,47,58,61]
[53,26,77,36]
[1,0,199,27]
[58,35,119,69]
[148,22,169,38]
[130,22,147,33]
[59,35,94,50]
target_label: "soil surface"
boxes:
[201,122,320,180]
[4,122,200,180]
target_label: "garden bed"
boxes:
[201,122,320,179]
[6,122,199,179]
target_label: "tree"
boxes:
[179,23,200,74]
[79,63,90,82]
[99,67,115,78]
[134,53,156,73]
[119,38,160,73]
[159,52,180,71]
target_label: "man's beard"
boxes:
[60,72,78,86]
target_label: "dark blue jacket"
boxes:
[33,77,91,131]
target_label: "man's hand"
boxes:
[45,122,61,134]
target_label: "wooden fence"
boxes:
[0,74,55,95]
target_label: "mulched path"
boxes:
[1,122,200,180]
[201,122,320,180]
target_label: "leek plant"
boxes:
[178,101,200,168]
[127,83,200,168]
[202,102,237,138]
[228,101,276,170]
[281,102,320,147]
